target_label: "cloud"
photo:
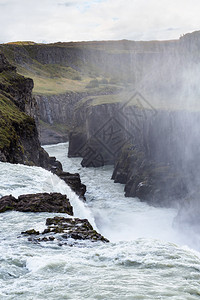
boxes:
[0,0,200,43]
[58,1,77,7]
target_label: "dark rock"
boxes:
[0,52,63,173]
[39,126,68,145]
[113,144,188,207]
[23,216,109,244]
[57,171,86,200]
[0,193,73,215]
[0,195,16,212]
[0,53,16,73]
[22,229,40,235]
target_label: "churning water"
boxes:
[0,142,200,299]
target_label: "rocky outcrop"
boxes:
[0,53,44,165]
[68,102,121,166]
[0,192,109,243]
[57,171,86,200]
[112,144,188,207]
[0,53,16,72]
[0,193,73,214]
[22,216,109,244]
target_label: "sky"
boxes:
[0,0,200,43]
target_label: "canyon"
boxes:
[1,31,200,214]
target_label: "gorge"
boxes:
[1,31,200,299]
[2,32,199,209]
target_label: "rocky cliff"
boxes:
[0,53,86,199]
[35,87,119,144]
[1,31,200,208]
[1,31,200,146]
[0,52,43,165]
[68,91,200,207]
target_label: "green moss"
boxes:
[0,93,34,150]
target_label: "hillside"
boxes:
[1,30,200,145]
[0,32,200,106]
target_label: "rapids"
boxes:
[0,142,199,299]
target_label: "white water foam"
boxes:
[0,144,200,299]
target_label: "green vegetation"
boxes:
[0,69,35,151]
[1,41,199,111]
[6,41,37,45]
[0,43,125,95]
[0,94,34,150]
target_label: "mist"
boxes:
[114,31,200,239]
[67,31,200,242]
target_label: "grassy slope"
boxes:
[0,42,132,95]
[1,40,198,111]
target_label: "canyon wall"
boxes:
[1,31,200,146]
[1,30,200,208]
[68,95,200,207]
[0,53,86,199]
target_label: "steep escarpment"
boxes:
[0,53,42,165]
[36,86,120,144]
[1,31,200,147]
[2,31,200,208]
[0,53,86,199]
[68,91,200,207]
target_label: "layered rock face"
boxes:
[36,87,120,145]
[68,98,200,207]
[2,31,200,209]
[1,31,200,147]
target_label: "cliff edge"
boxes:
[0,53,86,199]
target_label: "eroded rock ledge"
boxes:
[0,192,73,215]
[0,192,109,243]
[22,216,109,244]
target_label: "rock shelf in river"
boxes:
[22,216,109,243]
[0,192,73,215]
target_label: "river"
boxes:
[0,142,200,299]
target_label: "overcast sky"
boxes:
[0,0,200,43]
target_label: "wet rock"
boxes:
[57,171,86,200]
[40,153,86,200]
[0,193,73,215]
[23,216,109,243]
[0,195,16,212]
[22,229,40,235]
[112,144,188,207]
